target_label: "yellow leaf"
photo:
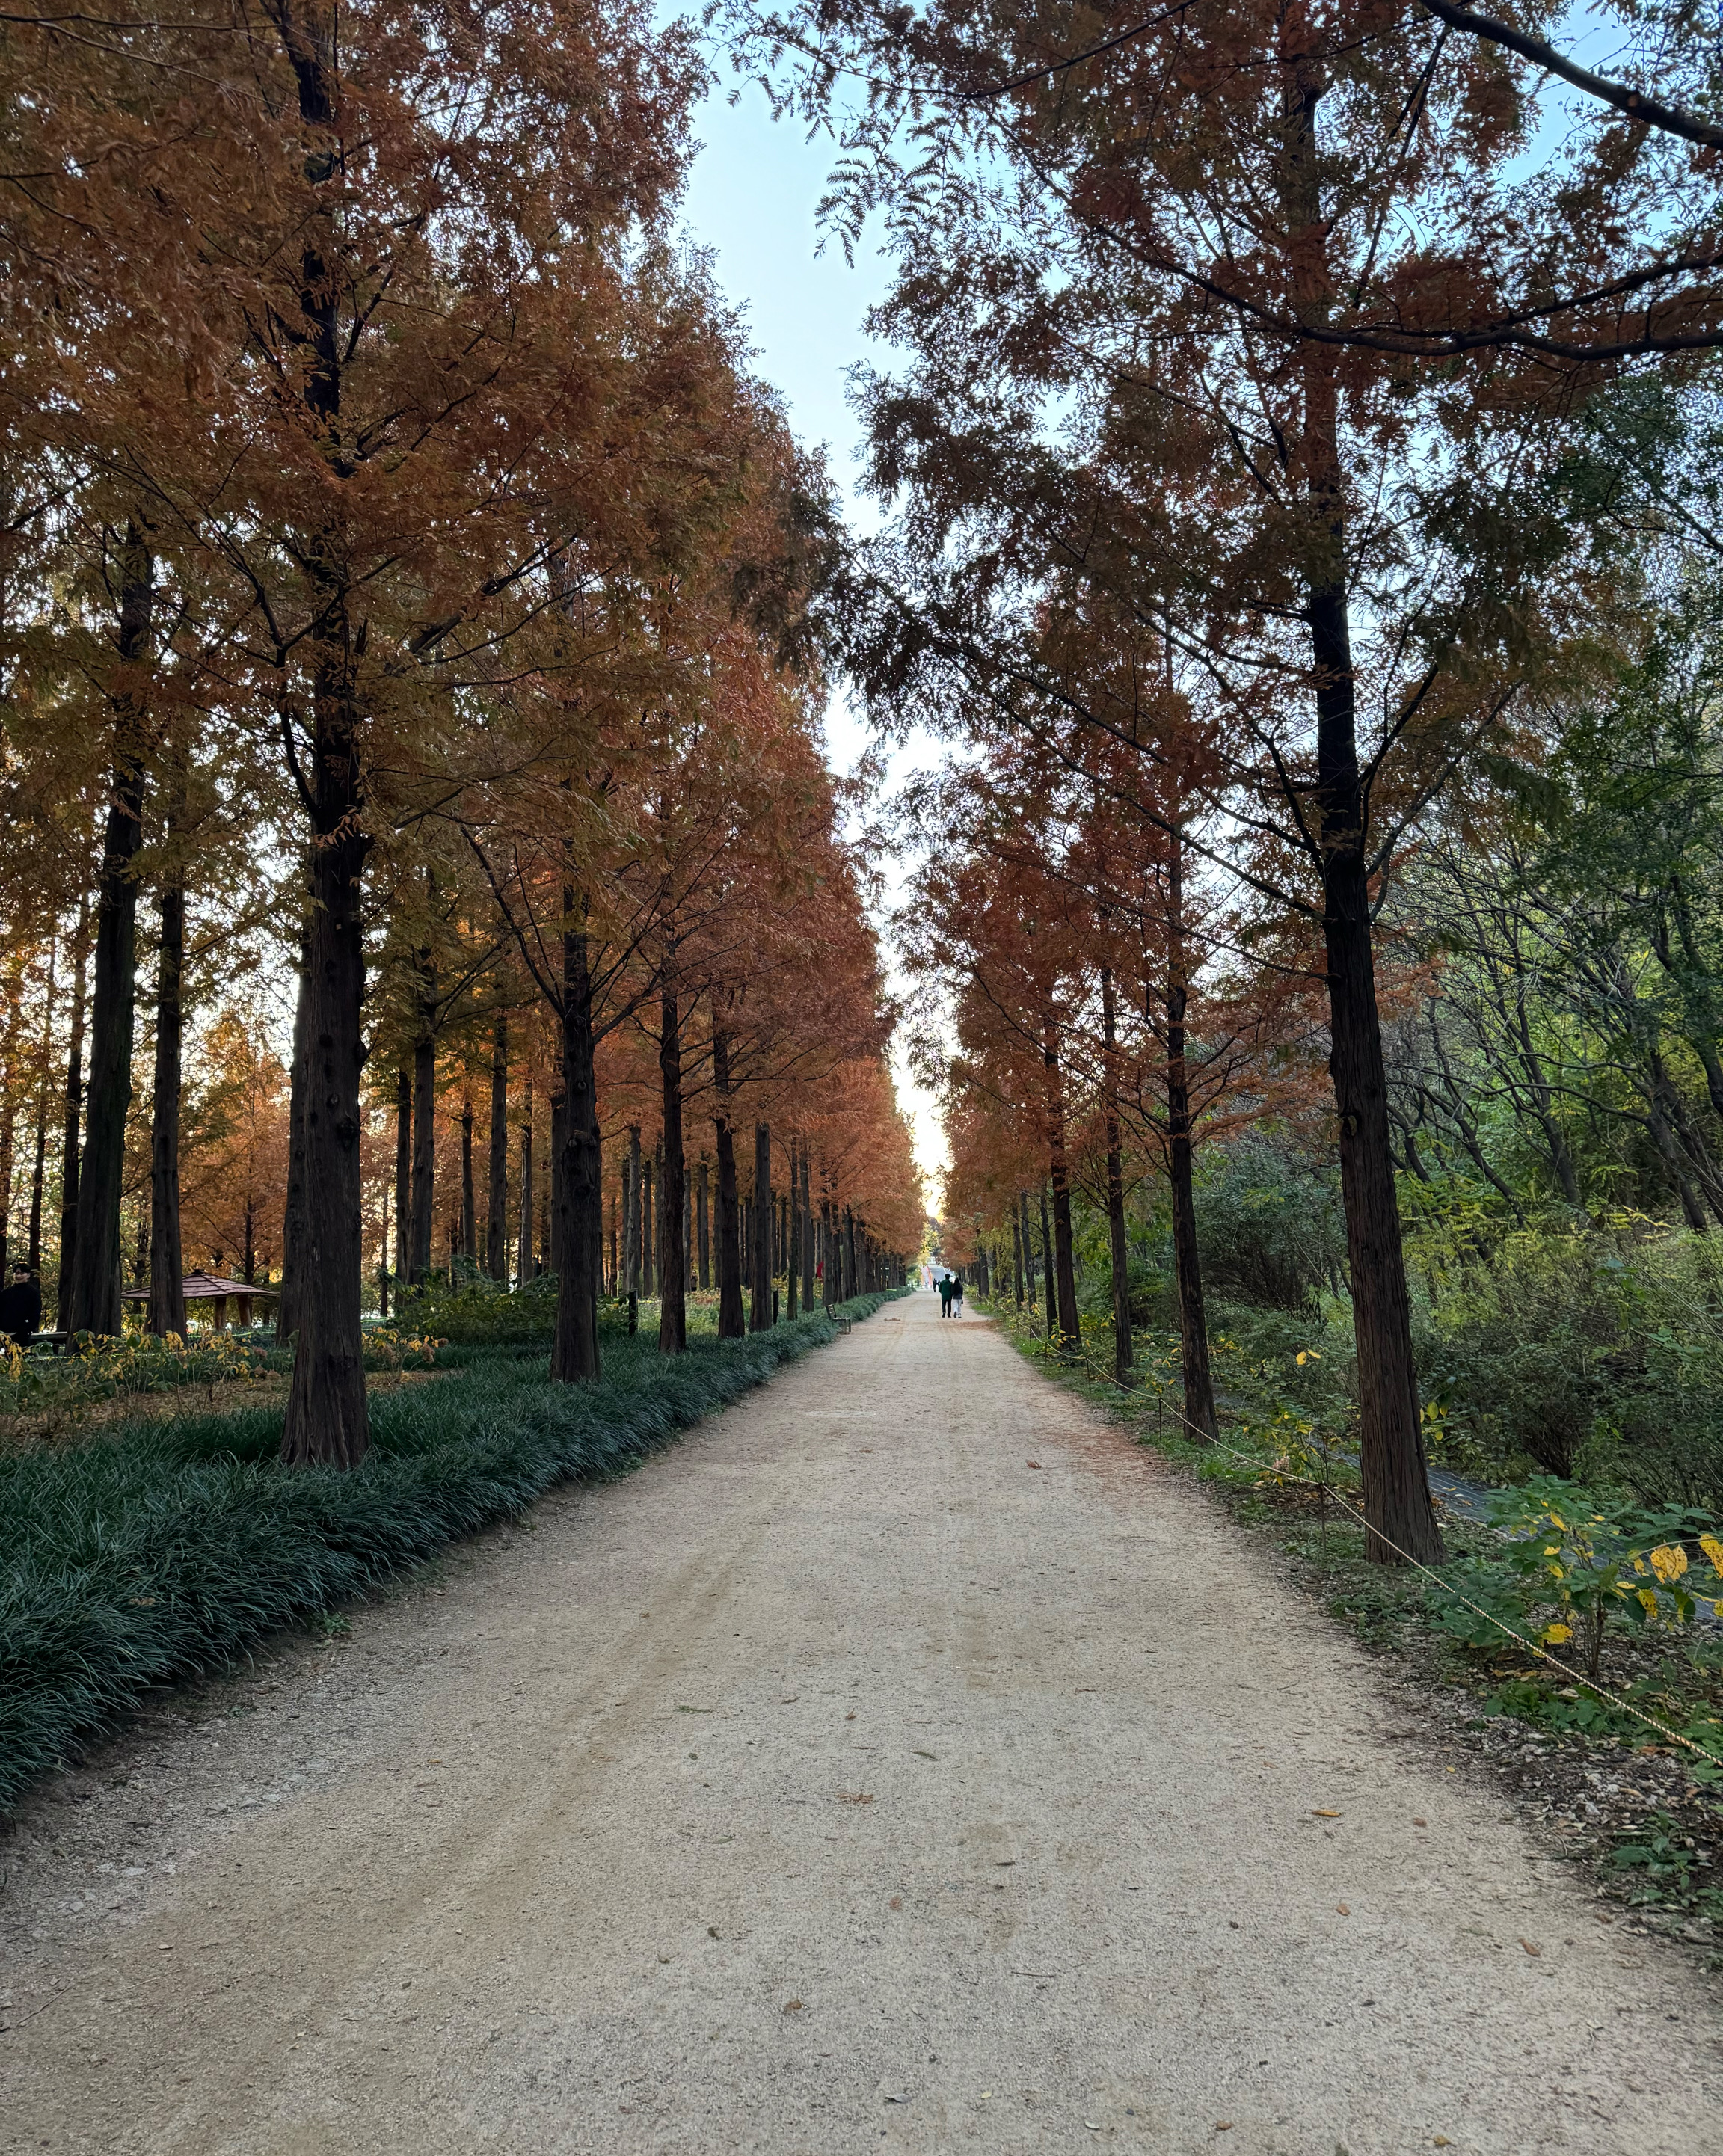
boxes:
[1543,1624,1573,1644]
[1548,1511,1566,1529]
[1649,1544,1689,1583]
[1543,1545,1560,1557]
[1638,1588,1659,1618]
[1312,1808,1342,1818]
[1701,1534,1723,1575]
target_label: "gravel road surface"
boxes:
[1,1292,1716,2155]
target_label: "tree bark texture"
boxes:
[147,864,185,1339]
[712,1032,745,1339]
[697,1156,710,1289]
[1042,1029,1081,1349]
[459,1090,476,1262]
[1099,964,1133,1384]
[487,1012,508,1279]
[275,935,308,1344]
[751,1123,772,1330]
[550,901,601,1382]
[518,1078,533,1278]
[279,749,371,1469]
[55,888,90,1321]
[67,529,152,1338]
[409,963,437,1284]
[799,1148,814,1313]
[393,1066,411,1283]
[657,987,687,1354]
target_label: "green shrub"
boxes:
[1194,1137,1348,1314]
[0,1289,906,1815]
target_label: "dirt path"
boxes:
[1,1294,1716,2155]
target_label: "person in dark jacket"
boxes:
[0,1261,43,1343]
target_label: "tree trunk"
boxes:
[1038,1185,1056,1335]
[799,1147,814,1313]
[1099,964,1133,1383]
[1161,838,1217,1439]
[393,1066,411,1284]
[658,987,687,1354]
[1042,1026,1081,1349]
[409,958,437,1284]
[518,1076,534,1279]
[147,859,185,1339]
[625,1123,642,1296]
[550,897,601,1381]
[275,933,308,1344]
[1283,63,1440,1563]
[712,1031,746,1339]
[55,887,90,1321]
[458,1088,476,1263]
[67,527,153,1338]
[751,1123,772,1329]
[643,1150,657,1297]
[274,1,372,1469]
[487,1012,509,1279]
[697,1155,710,1289]
[278,701,371,1470]
[785,1140,799,1318]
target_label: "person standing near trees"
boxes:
[0,1261,43,1344]
[938,1271,953,1318]
[951,1273,964,1316]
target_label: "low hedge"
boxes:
[0,1289,906,1815]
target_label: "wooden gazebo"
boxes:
[121,1271,278,1330]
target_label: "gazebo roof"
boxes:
[120,1271,279,1301]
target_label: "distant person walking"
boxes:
[938,1273,953,1318]
[0,1262,42,1344]
[951,1274,965,1315]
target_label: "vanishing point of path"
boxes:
[1,1296,1717,2155]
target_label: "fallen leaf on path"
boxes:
[1434,2139,1452,2148]
[1214,2125,1233,2134]
[1026,1461,1042,1469]
[1312,1809,1342,1818]
[1413,1817,1428,1827]
[844,1711,856,1721]
[889,1897,903,1910]
[884,2093,909,2104]
[784,1999,803,2012]
[1336,1904,1350,1915]
[837,1791,875,1805]
[1520,1938,1541,1956]
[910,1749,939,1761]
[707,1926,720,1938]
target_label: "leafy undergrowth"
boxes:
[986,1297,1723,1960]
[0,1289,906,1816]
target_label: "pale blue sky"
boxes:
[677,77,952,1191]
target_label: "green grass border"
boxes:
[0,1289,907,1816]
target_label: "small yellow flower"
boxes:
[1648,1544,1689,1584]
